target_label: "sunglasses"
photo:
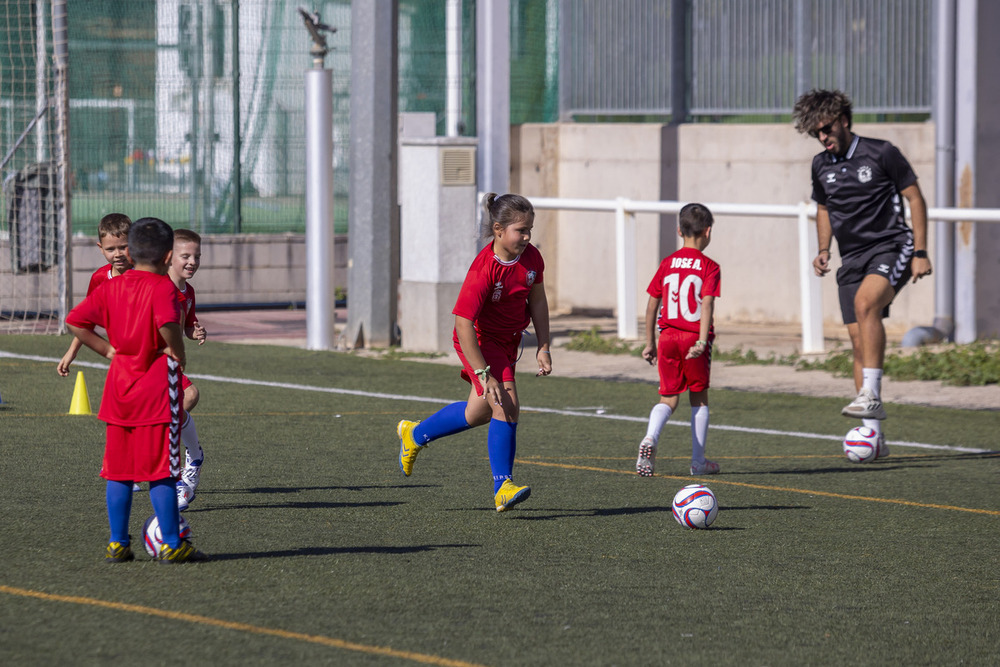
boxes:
[809,119,839,139]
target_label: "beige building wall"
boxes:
[513,121,937,339]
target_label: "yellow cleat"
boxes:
[494,479,531,512]
[104,540,134,563]
[157,540,209,564]
[397,420,423,476]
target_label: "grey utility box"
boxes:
[398,137,479,352]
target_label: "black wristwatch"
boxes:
[913,250,928,259]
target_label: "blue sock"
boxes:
[412,402,471,445]
[488,419,517,493]
[106,480,133,545]
[150,478,181,549]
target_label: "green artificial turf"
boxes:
[0,335,997,665]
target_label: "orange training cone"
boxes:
[69,370,92,415]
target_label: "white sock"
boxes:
[690,405,709,463]
[862,368,883,398]
[862,418,882,436]
[181,413,203,462]
[644,403,673,444]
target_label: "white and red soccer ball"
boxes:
[843,426,880,463]
[142,514,192,557]
[672,483,718,529]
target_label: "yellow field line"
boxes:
[517,459,1000,516]
[0,585,487,667]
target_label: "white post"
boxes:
[305,67,336,350]
[445,0,462,137]
[35,0,47,163]
[615,198,639,340]
[797,200,824,353]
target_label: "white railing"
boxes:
[529,196,1000,353]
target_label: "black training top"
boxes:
[810,134,918,259]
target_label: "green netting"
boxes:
[3,1,555,237]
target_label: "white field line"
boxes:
[2,350,993,455]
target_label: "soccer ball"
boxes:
[843,426,879,463]
[672,484,718,529]
[142,514,192,557]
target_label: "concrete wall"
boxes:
[512,121,938,338]
[2,120,947,342]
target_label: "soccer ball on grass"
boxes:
[672,483,718,529]
[843,426,879,463]
[142,514,192,557]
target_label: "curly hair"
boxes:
[792,89,853,135]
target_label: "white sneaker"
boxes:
[181,454,203,492]
[690,459,720,475]
[636,437,656,477]
[875,433,890,459]
[176,481,195,511]
[841,388,887,420]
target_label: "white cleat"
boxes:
[690,459,720,475]
[636,437,657,477]
[842,388,887,420]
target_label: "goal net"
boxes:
[0,0,71,334]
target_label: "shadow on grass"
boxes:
[206,543,479,561]
[465,505,674,520]
[187,500,405,512]
[721,505,811,511]
[200,484,440,494]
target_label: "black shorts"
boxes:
[836,243,913,325]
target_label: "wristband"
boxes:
[540,350,551,355]
[695,340,707,346]
[818,248,830,254]
[474,366,491,384]
[913,250,928,259]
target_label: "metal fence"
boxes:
[559,0,934,119]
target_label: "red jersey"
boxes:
[66,270,182,426]
[647,247,721,334]
[176,282,198,329]
[452,242,544,339]
[87,264,114,295]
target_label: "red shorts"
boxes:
[454,331,521,393]
[656,328,713,395]
[101,422,179,482]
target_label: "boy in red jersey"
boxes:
[66,217,208,563]
[397,193,551,512]
[57,213,132,377]
[636,203,722,477]
[168,229,208,510]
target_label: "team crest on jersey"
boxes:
[526,271,536,287]
[491,281,504,302]
[857,165,873,183]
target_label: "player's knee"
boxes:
[184,385,200,411]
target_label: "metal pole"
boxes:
[51,0,71,333]
[669,0,687,124]
[305,67,336,350]
[934,0,956,340]
[232,0,242,232]
[476,0,509,194]
[794,0,813,96]
[445,0,462,137]
[953,0,977,343]
[35,0,47,163]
